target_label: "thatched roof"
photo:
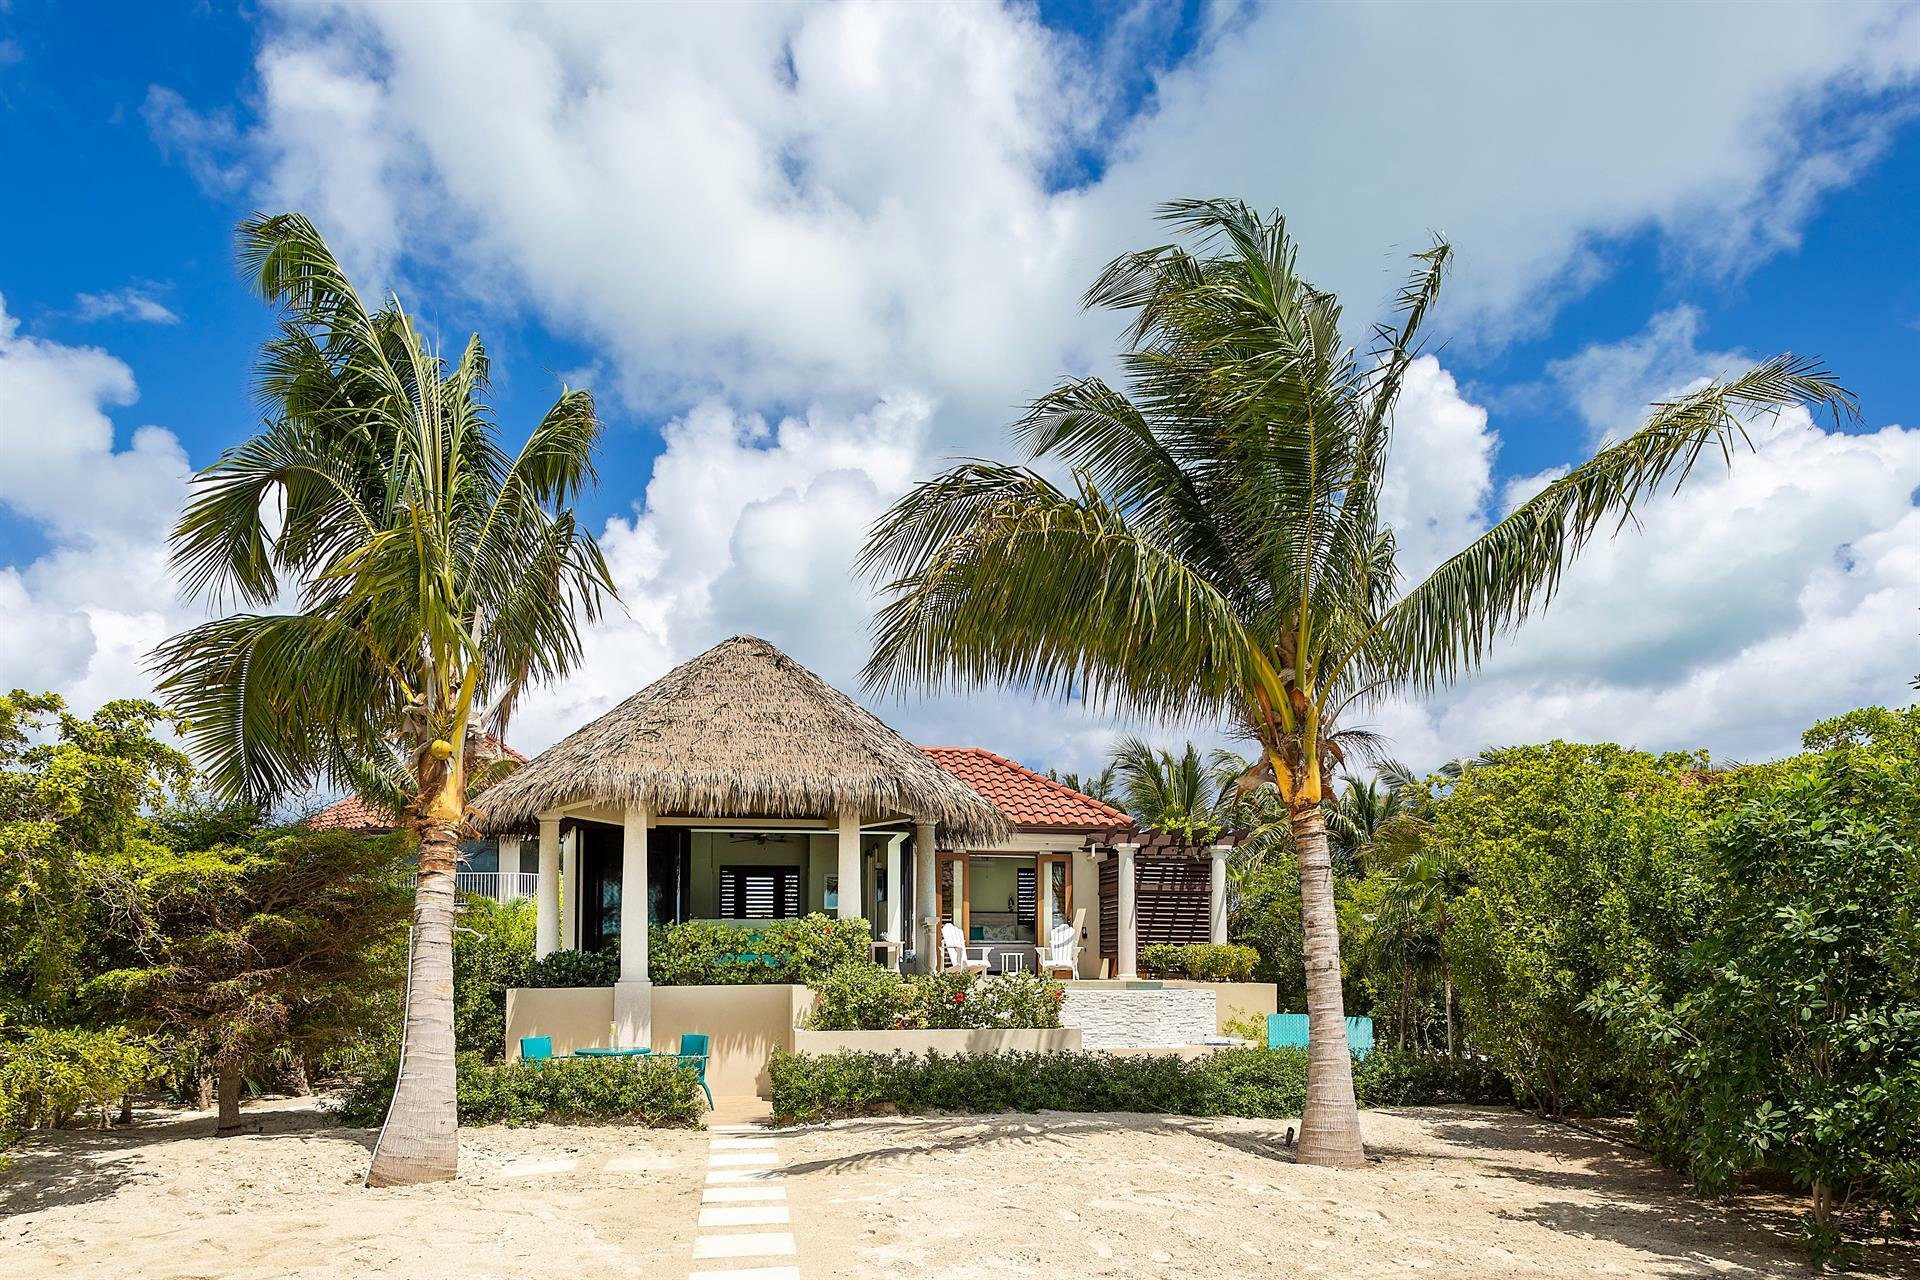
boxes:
[473,635,1008,845]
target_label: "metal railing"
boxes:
[432,870,539,902]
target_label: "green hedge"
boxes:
[769,1046,1509,1124]
[519,915,873,991]
[336,1051,704,1127]
[806,964,1066,1030]
[1139,942,1259,982]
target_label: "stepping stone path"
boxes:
[690,1123,797,1280]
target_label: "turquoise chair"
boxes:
[519,1035,553,1064]
[669,1032,714,1107]
[1266,1014,1375,1058]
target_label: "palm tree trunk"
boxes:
[366,787,462,1187]
[215,1059,244,1137]
[1291,802,1365,1167]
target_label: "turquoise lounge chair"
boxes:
[520,1035,554,1064]
[668,1032,713,1108]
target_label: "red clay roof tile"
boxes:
[921,746,1130,831]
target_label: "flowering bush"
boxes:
[805,965,1066,1031]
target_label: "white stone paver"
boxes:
[699,1206,790,1228]
[693,1232,797,1259]
[708,1150,779,1167]
[687,1121,799,1280]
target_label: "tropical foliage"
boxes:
[769,1045,1508,1125]
[153,213,614,1185]
[805,964,1066,1031]
[1589,710,1920,1263]
[859,197,1845,1165]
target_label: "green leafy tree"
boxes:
[1590,717,1920,1262]
[97,828,412,1135]
[152,214,614,1184]
[1440,742,1715,1113]
[0,692,189,1018]
[857,197,1847,1165]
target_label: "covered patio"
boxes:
[474,635,1010,1047]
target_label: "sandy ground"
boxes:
[3,1096,1914,1279]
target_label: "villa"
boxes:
[318,636,1264,1093]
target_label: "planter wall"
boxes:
[1061,985,1217,1048]
[791,1027,1083,1056]
[1163,981,1278,1035]
[505,984,812,1098]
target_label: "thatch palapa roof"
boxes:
[474,635,1008,846]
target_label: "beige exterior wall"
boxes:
[1071,848,1101,977]
[505,984,812,1098]
[791,1027,1082,1056]
[1164,980,1278,1035]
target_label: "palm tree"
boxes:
[152,214,614,1186]
[1109,736,1222,840]
[1046,764,1119,807]
[1325,768,1411,873]
[857,198,1849,1166]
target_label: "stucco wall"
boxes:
[505,984,812,1097]
[791,1027,1083,1056]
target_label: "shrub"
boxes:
[803,966,1066,1031]
[0,1026,155,1135]
[1353,1049,1513,1107]
[526,947,620,988]
[1138,942,1259,982]
[454,897,535,1059]
[808,963,918,1030]
[1139,943,1183,977]
[771,1045,1317,1123]
[334,1051,703,1128]
[519,915,871,990]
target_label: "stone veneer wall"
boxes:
[1061,985,1218,1049]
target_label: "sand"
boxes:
[2,1097,1912,1279]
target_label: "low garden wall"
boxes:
[505,984,812,1098]
[792,1027,1082,1056]
[1165,980,1277,1035]
[1060,983,1217,1048]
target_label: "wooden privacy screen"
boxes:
[1097,855,1210,961]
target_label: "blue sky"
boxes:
[1,0,1915,772]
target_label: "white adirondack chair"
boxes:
[940,921,990,975]
[1035,909,1083,978]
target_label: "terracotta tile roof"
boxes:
[307,793,398,832]
[921,746,1131,832]
[305,735,527,833]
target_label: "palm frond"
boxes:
[1380,356,1854,690]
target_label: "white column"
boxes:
[535,817,560,958]
[913,821,936,973]
[614,805,653,1049]
[1208,844,1231,945]
[499,835,523,898]
[560,828,578,951]
[836,808,864,923]
[1115,842,1140,979]
[883,833,905,967]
